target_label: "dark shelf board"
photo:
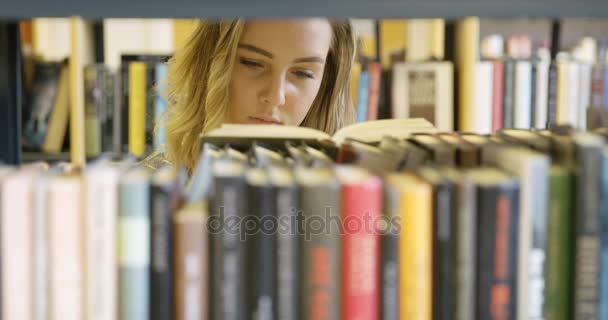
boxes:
[2,0,608,19]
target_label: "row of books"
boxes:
[3,121,608,319]
[21,54,169,158]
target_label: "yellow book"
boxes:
[351,62,361,107]
[129,62,147,157]
[174,19,198,49]
[380,20,408,69]
[455,17,480,132]
[69,16,91,167]
[43,65,70,153]
[386,172,432,320]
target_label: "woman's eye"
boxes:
[240,58,263,68]
[294,70,315,79]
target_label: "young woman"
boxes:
[147,18,356,172]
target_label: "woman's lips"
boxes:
[249,116,283,125]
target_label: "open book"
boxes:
[200,118,437,149]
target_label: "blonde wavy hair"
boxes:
[158,19,356,171]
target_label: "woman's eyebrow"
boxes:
[238,43,274,59]
[293,56,325,64]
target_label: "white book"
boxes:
[49,173,84,320]
[496,148,549,320]
[567,62,581,127]
[391,62,454,131]
[514,61,533,129]
[1,167,44,320]
[534,60,550,129]
[32,18,71,61]
[472,61,493,134]
[578,63,593,130]
[85,161,123,320]
[556,61,570,126]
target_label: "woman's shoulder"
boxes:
[141,151,173,171]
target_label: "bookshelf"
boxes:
[2,0,608,18]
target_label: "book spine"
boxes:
[174,206,208,320]
[85,168,119,320]
[299,181,341,320]
[476,180,519,320]
[573,138,602,319]
[578,63,592,130]
[503,59,516,129]
[544,166,574,320]
[275,183,299,320]
[118,175,151,320]
[246,180,276,320]
[84,65,102,157]
[128,62,147,157]
[114,69,123,154]
[399,175,432,320]
[209,174,247,320]
[514,60,532,129]
[431,178,456,320]
[591,64,604,108]
[341,176,382,320]
[356,71,370,122]
[492,61,505,133]
[49,175,84,320]
[600,148,608,320]
[150,184,173,320]
[546,61,558,128]
[454,175,476,320]
[603,64,608,108]
[381,186,399,320]
[367,62,382,121]
[534,60,549,129]
[1,173,35,320]
[154,63,168,150]
[34,175,51,320]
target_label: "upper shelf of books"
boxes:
[3,0,608,19]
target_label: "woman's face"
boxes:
[227,19,333,126]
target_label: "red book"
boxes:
[336,166,382,320]
[492,61,505,134]
[367,63,382,121]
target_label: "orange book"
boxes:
[386,172,433,320]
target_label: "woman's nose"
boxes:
[259,73,286,108]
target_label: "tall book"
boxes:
[129,61,147,157]
[209,159,247,320]
[85,159,123,320]
[336,165,382,320]
[534,59,550,129]
[514,60,532,129]
[151,166,177,320]
[496,147,550,320]
[386,172,432,320]
[268,165,299,320]
[1,165,45,320]
[0,22,22,164]
[600,147,608,320]
[419,167,457,320]
[469,168,520,320]
[118,166,152,320]
[572,132,604,319]
[245,167,276,320]
[380,174,400,320]
[544,165,574,320]
[296,166,341,320]
[174,201,208,320]
[49,170,84,320]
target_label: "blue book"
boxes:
[356,71,370,123]
[603,66,608,108]
[154,63,168,151]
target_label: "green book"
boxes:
[544,165,574,320]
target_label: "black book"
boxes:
[419,166,458,320]
[268,165,299,320]
[209,159,247,320]
[470,168,520,320]
[150,166,176,320]
[380,176,399,320]
[0,22,22,164]
[245,167,276,320]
